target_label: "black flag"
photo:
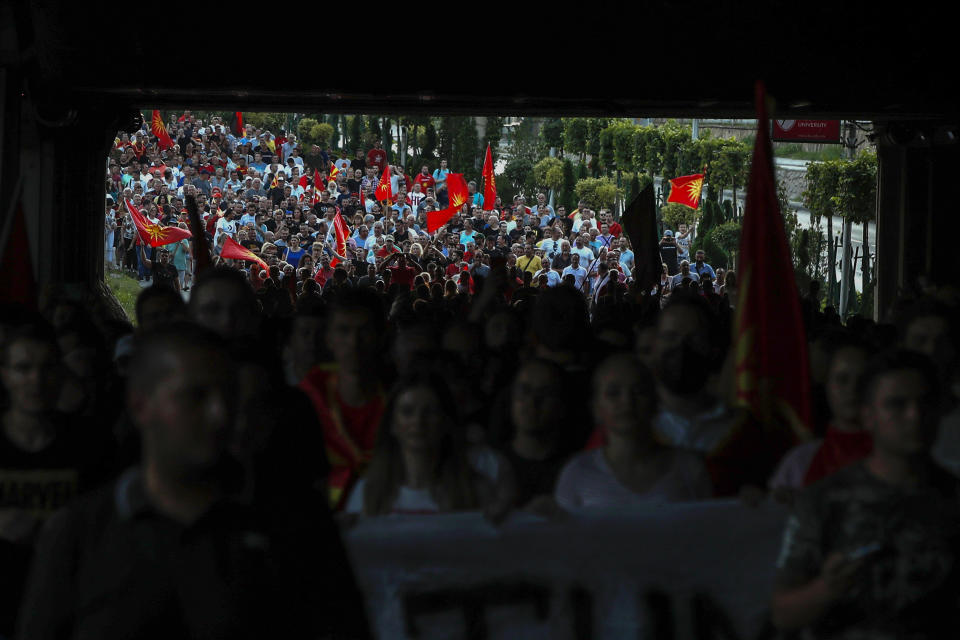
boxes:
[622,183,660,294]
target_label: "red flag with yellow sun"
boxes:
[330,211,350,268]
[375,164,393,203]
[221,236,269,273]
[427,173,469,233]
[125,199,191,247]
[150,110,175,150]
[666,173,704,209]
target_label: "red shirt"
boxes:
[609,221,623,237]
[314,266,334,286]
[387,264,417,290]
[366,148,387,171]
[414,173,435,193]
[376,245,400,259]
[298,369,384,509]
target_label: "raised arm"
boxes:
[377,252,401,273]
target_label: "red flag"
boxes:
[666,173,704,209]
[299,173,309,188]
[734,82,812,443]
[125,199,191,248]
[221,236,268,273]
[0,193,38,310]
[375,164,393,203]
[329,161,340,182]
[231,111,244,136]
[313,168,322,190]
[150,110,175,150]
[482,143,497,211]
[270,174,279,190]
[427,173,469,233]
[330,211,350,267]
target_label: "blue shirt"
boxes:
[692,261,717,280]
[459,230,478,248]
[433,168,450,190]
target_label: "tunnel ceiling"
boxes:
[5,2,956,122]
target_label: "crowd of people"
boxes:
[104,113,733,312]
[0,112,959,638]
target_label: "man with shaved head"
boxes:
[18,325,371,639]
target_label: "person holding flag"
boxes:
[138,245,181,292]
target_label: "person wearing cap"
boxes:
[375,235,400,259]
[659,229,680,275]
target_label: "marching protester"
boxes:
[2,110,958,638]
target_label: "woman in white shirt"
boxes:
[346,374,505,516]
[555,353,712,509]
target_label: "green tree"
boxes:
[563,118,589,160]
[558,158,577,210]
[297,117,318,144]
[539,118,564,153]
[660,202,699,230]
[244,112,286,132]
[706,138,750,214]
[453,117,480,175]
[834,152,878,224]
[574,177,620,210]
[659,120,691,180]
[710,221,742,257]
[481,116,505,156]
[533,157,565,193]
[349,115,364,153]
[584,118,610,162]
[504,157,535,198]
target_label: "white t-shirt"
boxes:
[670,271,700,288]
[562,265,587,289]
[534,269,562,287]
[345,446,502,515]
[653,405,732,453]
[676,232,692,258]
[214,217,237,245]
[554,448,712,510]
[573,246,595,268]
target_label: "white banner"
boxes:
[345,499,787,639]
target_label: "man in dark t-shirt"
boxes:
[17,327,371,640]
[659,230,679,276]
[140,245,181,292]
[772,350,960,640]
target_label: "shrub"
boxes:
[574,177,620,210]
[660,202,699,231]
[533,157,565,191]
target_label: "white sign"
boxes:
[346,500,787,639]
